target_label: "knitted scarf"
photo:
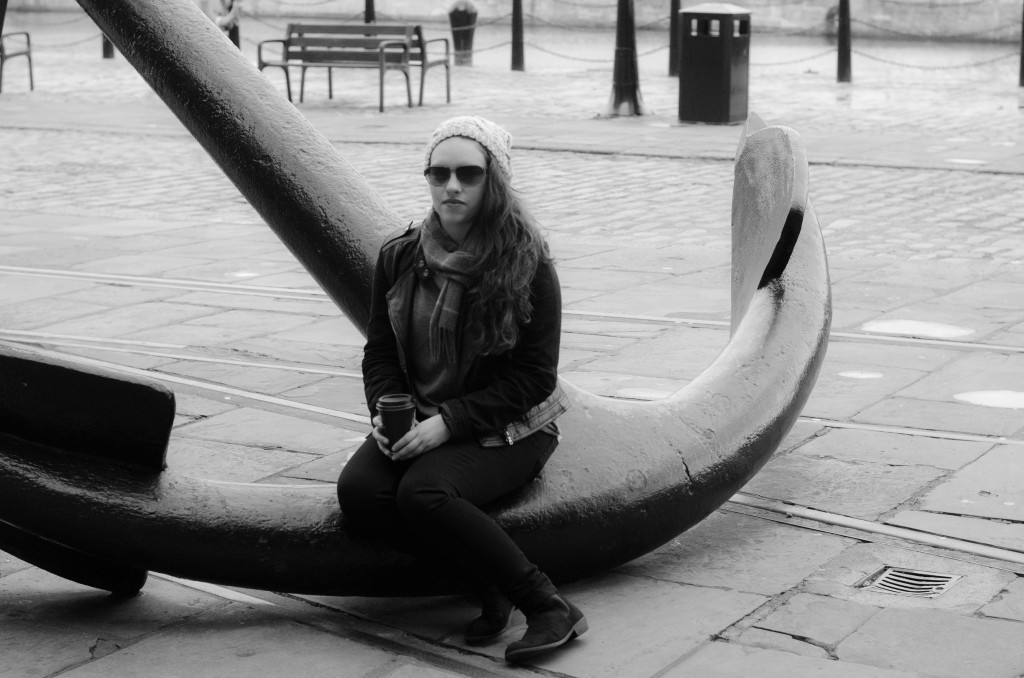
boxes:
[419,212,480,365]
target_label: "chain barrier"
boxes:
[4,11,90,26]
[751,47,838,66]
[247,14,292,31]
[523,12,641,31]
[850,17,1018,40]
[874,0,999,7]
[637,16,670,29]
[260,0,339,6]
[471,40,513,54]
[450,14,514,33]
[524,41,611,62]
[763,25,832,37]
[851,47,1020,69]
[449,13,669,32]
[543,0,619,8]
[638,44,670,57]
[246,10,365,31]
[735,0,818,6]
[32,32,104,49]
[474,41,668,63]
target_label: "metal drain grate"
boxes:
[858,567,962,598]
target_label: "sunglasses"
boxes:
[423,165,487,187]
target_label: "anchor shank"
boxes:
[75,0,402,331]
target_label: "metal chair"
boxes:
[0,32,34,93]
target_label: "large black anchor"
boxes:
[0,0,830,597]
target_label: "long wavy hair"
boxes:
[460,154,552,356]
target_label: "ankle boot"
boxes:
[504,593,588,663]
[464,587,513,645]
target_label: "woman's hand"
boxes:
[376,414,451,462]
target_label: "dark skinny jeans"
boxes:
[337,431,558,598]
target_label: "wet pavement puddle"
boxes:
[953,390,1024,409]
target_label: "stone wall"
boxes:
[6,0,1022,42]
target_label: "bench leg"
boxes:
[404,71,412,109]
[283,67,292,103]
[379,67,384,113]
[445,62,451,103]
[328,68,333,100]
[300,66,307,104]
[418,68,426,107]
[27,54,34,91]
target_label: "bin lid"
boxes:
[681,3,750,16]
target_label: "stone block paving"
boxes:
[2,8,1024,678]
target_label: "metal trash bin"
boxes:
[448,0,478,66]
[678,3,750,124]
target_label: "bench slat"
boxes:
[284,49,409,65]
[291,36,408,50]
[287,23,414,37]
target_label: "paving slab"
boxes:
[979,577,1024,623]
[31,301,216,339]
[174,406,360,454]
[802,360,931,421]
[732,627,832,660]
[618,510,856,597]
[790,428,992,470]
[887,510,1024,555]
[160,359,331,394]
[486,573,766,678]
[754,592,881,649]
[279,449,359,483]
[895,353,1024,409]
[0,568,229,677]
[837,607,1024,678]
[0,296,111,330]
[577,324,728,380]
[165,438,319,482]
[666,641,922,677]
[558,369,684,399]
[171,290,334,317]
[914,445,1024,522]
[280,376,368,414]
[0,272,96,305]
[819,339,960,373]
[742,454,947,521]
[853,397,1024,437]
[266,316,367,348]
[59,602,401,678]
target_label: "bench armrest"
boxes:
[377,39,411,52]
[423,37,450,52]
[257,38,286,67]
[1,32,31,45]
[421,37,450,58]
[0,31,31,58]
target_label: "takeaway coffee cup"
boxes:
[376,393,416,446]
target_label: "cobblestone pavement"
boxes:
[2,8,1024,678]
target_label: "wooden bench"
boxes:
[0,32,34,93]
[257,23,450,112]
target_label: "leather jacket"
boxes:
[362,223,569,446]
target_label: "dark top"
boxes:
[361,224,562,442]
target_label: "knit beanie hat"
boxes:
[424,116,513,181]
